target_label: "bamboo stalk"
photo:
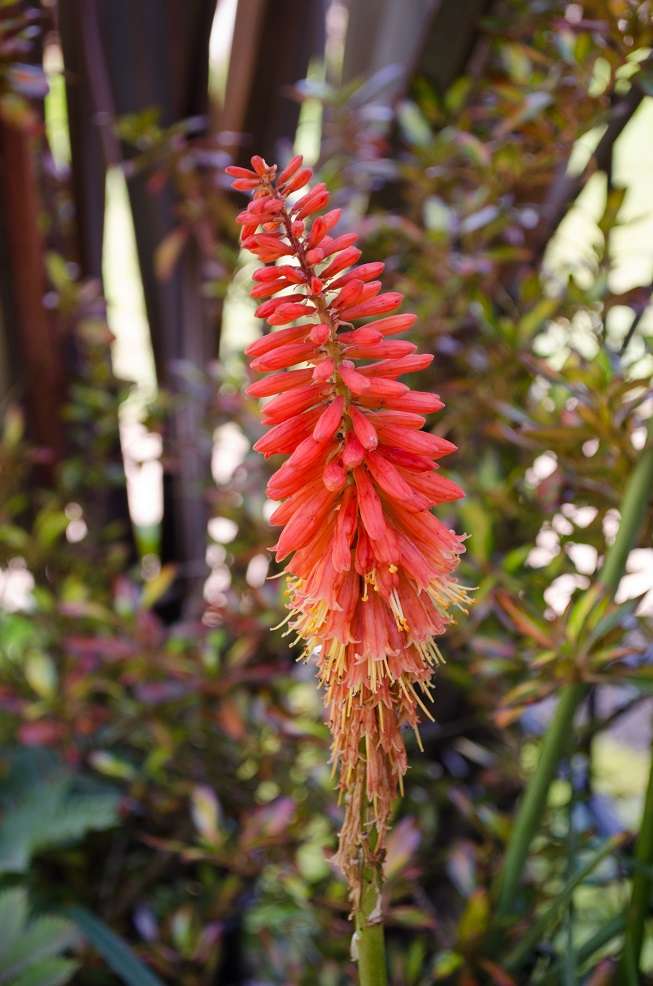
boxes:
[495,418,653,917]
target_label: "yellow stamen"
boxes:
[389,588,410,632]
[407,680,435,721]
[271,610,293,631]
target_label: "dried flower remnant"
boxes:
[226,155,470,895]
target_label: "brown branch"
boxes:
[620,277,653,356]
[221,0,326,166]
[531,72,649,258]
[0,119,66,461]
[79,0,123,169]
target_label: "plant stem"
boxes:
[540,914,625,984]
[617,721,653,982]
[353,774,388,986]
[504,833,625,971]
[355,854,388,986]
[495,682,584,916]
[495,418,653,917]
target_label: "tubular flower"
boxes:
[227,155,470,892]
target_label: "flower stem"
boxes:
[495,418,653,917]
[618,722,653,981]
[351,768,388,986]
[355,854,388,986]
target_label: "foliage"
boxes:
[0,748,120,874]
[0,5,47,132]
[0,0,652,983]
[65,909,164,986]
[0,888,78,986]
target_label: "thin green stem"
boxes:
[562,765,578,985]
[540,914,625,984]
[495,419,653,918]
[617,721,653,982]
[355,855,388,986]
[496,682,583,916]
[600,440,653,598]
[347,762,388,986]
[504,834,625,971]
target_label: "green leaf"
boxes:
[24,653,58,700]
[598,184,628,235]
[432,950,463,979]
[566,584,603,643]
[444,77,472,115]
[0,888,28,957]
[2,405,24,446]
[504,835,625,970]
[388,906,436,930]
[451,130,491,167]
[190,785,221,844]
[517,297,560,340]
[457,890,490,945]
[397,100,432,147]
[0,749,120,874]
[638,67,653,97]
[33,510,68,549]
[44,253,73,293]
[0,916,77,983]
[495,90,552,137]
[501,42,532,83]
[540,915,625,985]
[585,597,639,645]
[458,498,493,563]
[11,959,78,986]
[0,526,29,551]
[423,197,453,234]
[140,564,176,610]
[66,909,164,986]
[89,751,137,781]
[522,426,586,447]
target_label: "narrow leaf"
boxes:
[11,958,78,986]
[66,908,164,986]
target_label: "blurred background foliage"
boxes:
[1,0,653,983]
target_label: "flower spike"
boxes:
[226,155,470,897]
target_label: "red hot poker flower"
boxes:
[227,154,470,894]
